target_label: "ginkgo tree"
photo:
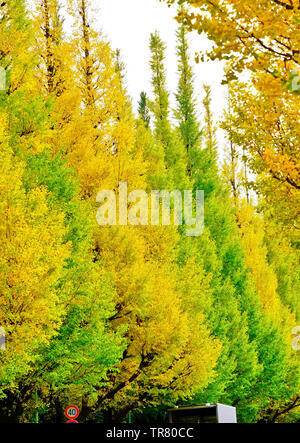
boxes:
[0,0,299,424]
[0,112,70,396]
[222,75,300,244]
[165,0,300,244]
[0,0,124,422]
[26,0,220,422]
[166,0,300,79]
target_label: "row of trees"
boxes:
[0,0,299,422]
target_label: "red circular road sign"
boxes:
[65,405,79,420]
[67,420,78,423]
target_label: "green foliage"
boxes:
[138,92,151,127]
[149,31,189,191]
[0,0,298,424]
[175,24,203,174]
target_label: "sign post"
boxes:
[65,405,80,423]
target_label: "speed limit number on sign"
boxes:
[65,405,79,420]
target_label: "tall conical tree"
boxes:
[149,31,189,191]
[203,85,217,153]
[192,85,299,422]
[175,22,202,174]
[0,111,70,401]
[0,0,71,419]
[138,91,151,127]
[149,28,261,421]
[40,1,219,423]
[0,0,125,422]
